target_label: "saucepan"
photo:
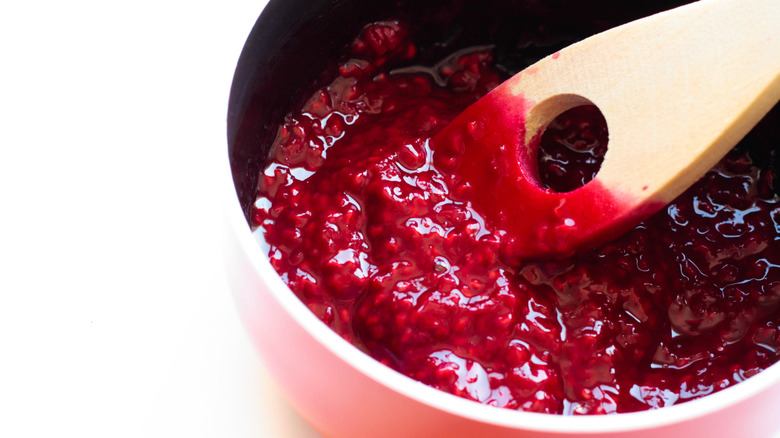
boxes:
[224,0,780,436]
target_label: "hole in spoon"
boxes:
[536,105,608,193]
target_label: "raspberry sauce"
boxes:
[251,21,780,414]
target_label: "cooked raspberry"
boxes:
[251,22,780,415]
[351,21,413,61]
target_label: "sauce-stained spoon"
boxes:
[433,0,780,259]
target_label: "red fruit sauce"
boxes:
[251,21,780,414]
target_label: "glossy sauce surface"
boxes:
[251,21,780,414]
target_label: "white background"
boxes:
[0,1,322,436]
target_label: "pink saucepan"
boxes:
[224,0,780,436]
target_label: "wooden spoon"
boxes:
[433,0,780,260]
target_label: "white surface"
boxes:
[0,1,321,436]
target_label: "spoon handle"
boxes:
[520,0,780,205]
